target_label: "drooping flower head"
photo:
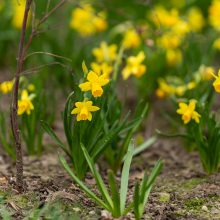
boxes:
[71,100,100,121]
[79,71,109,97]
[122,51,146,80]
[176,100,201,124]
[18,90,34,115]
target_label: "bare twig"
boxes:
[11,0,33,192]
[11,0,67,192]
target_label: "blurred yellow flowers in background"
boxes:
[0,80,14,94]
[122,51,146,80]
[70,4,107,36]
[92,42,117,63]
[18,90,34,115]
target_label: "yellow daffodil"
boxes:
[177,100,201,124]
[92,42,117,63]
[211,70,220,93]
[0,80,14,94]
[18,90,34,115]
[150,6,180,28]
[70,4,107,37]
[155,79,175,98]
[0,1,4,11]
[213,38,220,51]
[122,51,146,80]
[209,0,220,31]
[91,62,113,78]
[27,84,35,92]
[157,32,182,50]
[198,65,214,81]
[71,100,99,121]
[187,7,205,32]
[166,49,182,66]
[79,71,109,97]
[12,0,31,29]
[123,29,141,49]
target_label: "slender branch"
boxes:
[11,0,33,192]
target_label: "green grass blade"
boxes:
[59,156,109,210]
[81,144,113,210]
[108,170,121,217]
[41,120,71,158]
[133,136,157,156]
[133,182,140,220]
[120,140,134,213]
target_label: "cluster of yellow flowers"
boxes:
[150,5,205,66]
[0,80,14,94]
[71,43,114,122]
[70,4,107,37]
[174,65,220,124]
[0,79,35,116]
[156,78,196,98]
[156,65,214,99]
[71,69,109,121]
[122,51,146,80]
[122,28,141,49]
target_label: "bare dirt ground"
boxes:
[0,136,219,220]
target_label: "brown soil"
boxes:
[0,136,219,220]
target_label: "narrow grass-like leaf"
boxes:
[108,170,121,217]
[59,156,109,210]
[120,140,134,213]
[81,144,113,210]
[133,136,157,156]
[41,120,71,158]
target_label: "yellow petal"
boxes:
[87,71,99,82]
[79,82,91,91]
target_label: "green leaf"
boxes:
[81,144,113,210]
[59,156,109,210]
[41,120,71,159]
[133,136,157,156]
[82,60,89,76]
[108,170,121,217]
[156,129,193,140]
[120,140,134,213]
[133,182,140,220]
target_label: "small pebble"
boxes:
[202,205,208,212]
[72,207,81,212]
[89,210,95,215]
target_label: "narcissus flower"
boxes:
[18,90,34,115]
[155,79,175,98]
[0,80,14,94]
[12,0,31,29]
[123,29,141,49]
[209,0,220,31]
[92,42,117,63]
[122,51,146,80]
[213,38,220,51]
[176,100,201,124]
[166,49,182,66]
[70,4,107,36]
[187,7,205,32]
[91,62,113,78]
[79,71,109,97]
[211,70,220,93]
[71,100,100,121]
